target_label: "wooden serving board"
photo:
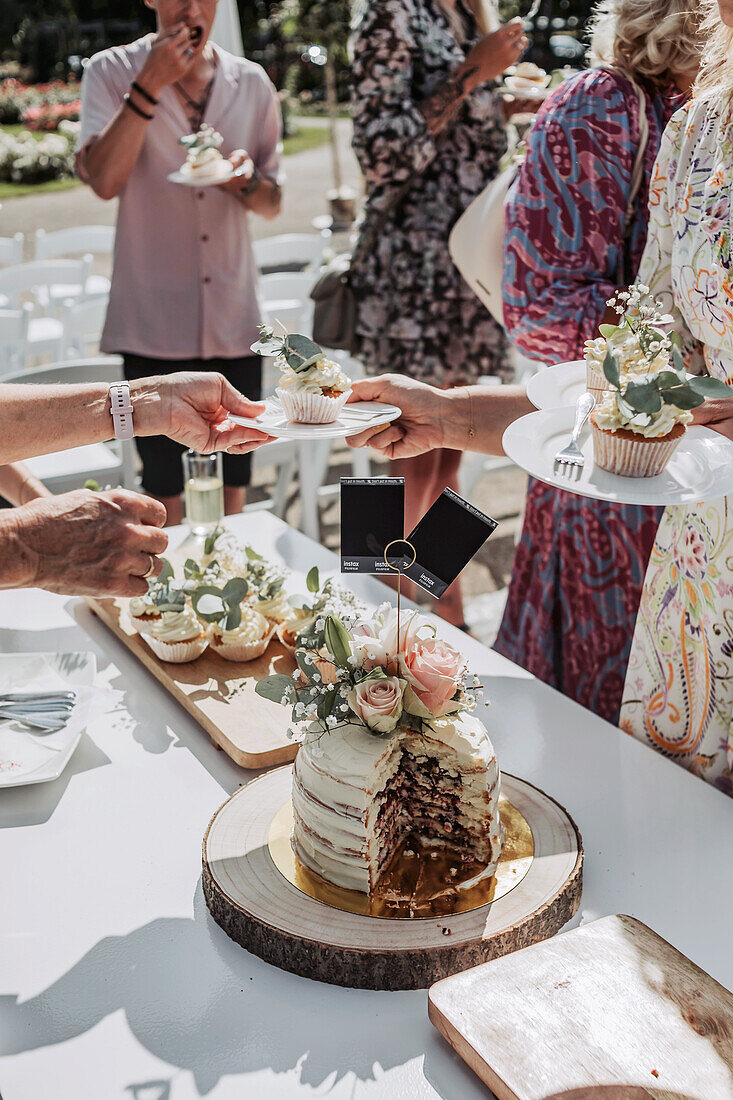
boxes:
[87,596,297,769]
[202,767,582,990]
[429,913,733,1099]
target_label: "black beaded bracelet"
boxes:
[131,80,158,106]
[123,93,153,121]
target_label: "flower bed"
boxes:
[0,79,81,127]
[0,129,75,185]
[22,100,81,131]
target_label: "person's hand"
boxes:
[131,372,274,455]
[502,94,541,121]
[690,395,733,441]
[461,19,528,90]
[216,149,256,195]
[137,23,196,96]
[345,375,451,459]
[12,489,168,597]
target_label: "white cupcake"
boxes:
[128,593,161,636]
[276,355,352,424]
[249,586,291,624]
[147,607,208,663]
[209,606,275,662]
[276,609,316,652]
[590,384,691,478]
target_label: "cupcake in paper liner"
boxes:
[277,385,351,425]
[277,609,316,653]
[590,384,691,479]
[209,606,276,662]
[249,584,291,624]
[147,607,208,663]
[128,593,162,636]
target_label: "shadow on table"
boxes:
[0,879,485,1099]
[0,732,110,828]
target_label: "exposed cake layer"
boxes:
[292,713,503,894]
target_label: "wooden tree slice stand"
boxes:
[202,766,583,989]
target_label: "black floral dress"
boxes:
[350,0,511,387]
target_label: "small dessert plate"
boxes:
[526,361,586,410]
[0,652,97,788]
[167,163,237,187]
[229,398,402,441]
[503,405,733,505]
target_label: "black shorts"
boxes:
[123,354,262,497]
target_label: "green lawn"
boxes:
[0,121,329,200]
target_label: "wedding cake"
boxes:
[258,601,504,897]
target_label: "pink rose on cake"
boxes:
[400,637,463,717]
[347,674,406,733]
[350,606,430,672]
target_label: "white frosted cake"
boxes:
[292,712,502,893]
[257,600,505,898]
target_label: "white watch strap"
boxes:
[109,383,134,441]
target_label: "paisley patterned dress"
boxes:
[619,96,733,796]
[495,70,682,724]
[349,0,511,386]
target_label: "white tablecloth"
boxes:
[1,512,731,1100]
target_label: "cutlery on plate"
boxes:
[0,708,70,731]
[0,690,76,704]
[554,392,595,476]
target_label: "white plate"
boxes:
[502,405,733,506]
[229,399,401,441]
[526,360,586,410]
[167,164,236,187]
[0,652,97,787]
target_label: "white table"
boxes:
[1,512,731,1100]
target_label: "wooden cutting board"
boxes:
[429,913,733,1100]
[87,596,297,769]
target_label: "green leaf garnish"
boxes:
[599,324,619,338]
[324,615,352,668]
[688,376,732,398]
[603,350,620,389]
[255,674,298,705]
[624,380,662,415]
[306,566,320,593]
[222,577,248,605]
[245,546,265,562]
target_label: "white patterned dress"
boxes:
[619,94,733,796]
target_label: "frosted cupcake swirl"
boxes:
[212,606,269,645]
[129,593,158,618]
[250,588,290,620]
[584,332,669,378]
[277,356,351,395]
[152,608,203,643]
[593,380,692,439]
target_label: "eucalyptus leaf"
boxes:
[599,324,619,338]
[222,577,248,605]
[157,558,174,585]
[190,585,225,623]
[295,648,319,678]
[624,380,662,415]
[317,687,338,720]
[603,350,620,389]
[655,371,684,390]
[183,558,202,580]
[662,388,703,410]
[245,545,265,562]
[668,330,683,348]
[255,675,297,706]
[203,524,224,557]
[306,566,320,593]
[324,615,352,668]
[672,345,686,376]
[224,604,242,631]
[285,334,322,367]
[688,376,732,398]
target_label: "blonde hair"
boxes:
[693,1,733,98]
[588,0,705,85]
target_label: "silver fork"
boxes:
[554,392,596,477]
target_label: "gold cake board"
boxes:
[202,766,583,990]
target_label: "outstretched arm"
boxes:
[0,372,272,465]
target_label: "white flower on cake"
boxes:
[252,326,352,424]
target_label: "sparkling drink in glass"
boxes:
[182,450,224,535]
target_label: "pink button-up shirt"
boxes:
[77,36,282,360]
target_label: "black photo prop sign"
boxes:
[340,477,405,575]
[403,488,498,598]
[340,480,496,599]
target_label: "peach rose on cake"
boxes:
[350,606,432,672]
[347,674,406,733]
[399,637,463,717]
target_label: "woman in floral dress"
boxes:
[494,0,704,722]
[618,1,733,795]
[349,0,526,626]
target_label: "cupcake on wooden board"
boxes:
[252,327,352,424]
[191,577,275,662]
[128,558,175,635]
[590,353,730,477]
[147,606,208,663]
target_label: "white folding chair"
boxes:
[34,226,113,304]
[0,233,23,267]
[259,271,317,337]
[253,233,327,274]
[59,296,108,359]
[0,356,137,493]
[0,305,32,375]
[0,256,92,318]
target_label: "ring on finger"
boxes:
[142,554,156,580]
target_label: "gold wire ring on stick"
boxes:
[383,539,416,573]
